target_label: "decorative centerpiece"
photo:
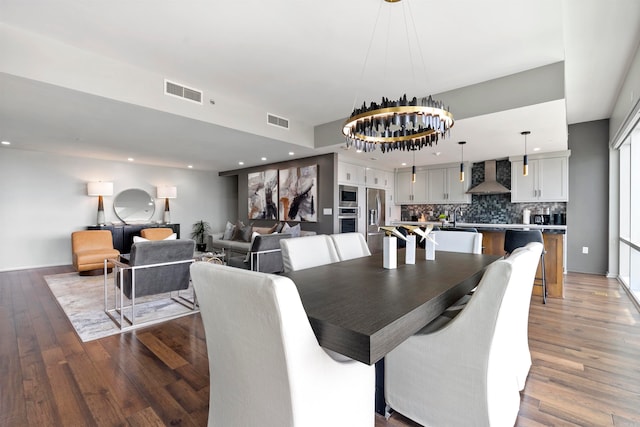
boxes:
[379,226,406,269]
[191,220,211,252]
[421,225,437,260]
[399,225,420,264]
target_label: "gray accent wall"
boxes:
[0,148,236,271]
[221,153,337,235]
[567,120,609,274]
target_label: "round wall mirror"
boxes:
[113,189,155,223]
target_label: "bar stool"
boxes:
[504,229,547,304]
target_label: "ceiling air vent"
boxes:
[164,79,203,104]
[267,113,289,130]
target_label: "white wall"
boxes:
[0,148,237,271]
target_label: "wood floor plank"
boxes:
[40,346,95,426]
[2,266,639,426]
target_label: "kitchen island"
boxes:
[392,221,566,298]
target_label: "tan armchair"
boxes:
[140,227,174,240]
[71,230,120,275]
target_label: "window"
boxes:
[618,119,640,303]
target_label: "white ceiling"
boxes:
[1,0,639,171]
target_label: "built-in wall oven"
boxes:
[338,185,359,233]
[338,206,359,233]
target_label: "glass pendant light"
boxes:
[521,131,531,176]
[411,149,416,183]
[458,141,466,182]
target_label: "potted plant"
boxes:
[191,220,211,252]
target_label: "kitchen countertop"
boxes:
[391,221,567,233]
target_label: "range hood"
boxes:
[466,160,511,194]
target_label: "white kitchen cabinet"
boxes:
[427,165,471,204]
[338,161,366,186]
[510,153,569,202]
[366,168,392,189]
[395,170,427,204]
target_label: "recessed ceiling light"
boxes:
[238,161,244,166]
[401,162,407,166]
[288,152,294,156]
[127,157,134,162]
[1,140,10,145]
[533,147,541,152]
[187,165,193,169]
[432,152,441,156]
[261,157,267,161]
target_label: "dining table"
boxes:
[282,248,500,414]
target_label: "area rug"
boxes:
[45,272,198,342]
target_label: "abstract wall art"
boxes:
[278,165,317,222]
[248,169,278,220]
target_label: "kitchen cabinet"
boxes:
[481,230,564,298]
[338,161,366,186]
[427,164,471,204]
[395,170,427,204]
[510,152,569,202]
[366,168,392,190]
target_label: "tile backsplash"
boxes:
[400,160,567,224]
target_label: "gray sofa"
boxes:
[207,229,316,256]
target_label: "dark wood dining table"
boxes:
[283,249,500,365]
[283,249,500,414]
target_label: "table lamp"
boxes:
[87,181,113,226]
[157,185,177,223]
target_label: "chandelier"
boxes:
[342,0,454,153]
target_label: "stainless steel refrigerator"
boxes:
[366,188,386,254]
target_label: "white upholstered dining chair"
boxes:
[330,232,371,261]
[509,242,544,389]
[280,234,340,272]
[432,230,483,254]
[190,262,375,427]
[384,245,541,427]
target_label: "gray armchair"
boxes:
[105,239,196,329]
[227,233,291,274]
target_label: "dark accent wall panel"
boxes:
[567,119,609,274]
[221,153,337,235]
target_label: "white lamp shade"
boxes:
[87,181,113,196]
[157,185,177,199]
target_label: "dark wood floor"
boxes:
[2,266,639,426]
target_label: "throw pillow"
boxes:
[222,221,235,240]
[233,223,253,242]
[282,222,301,238]
[133,233,176,243]
[230,220,246,241]
[275,222,285,233]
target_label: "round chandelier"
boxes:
[342,94,454,153]
[342,0,455,153]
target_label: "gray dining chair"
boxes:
[190,262,375,427]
